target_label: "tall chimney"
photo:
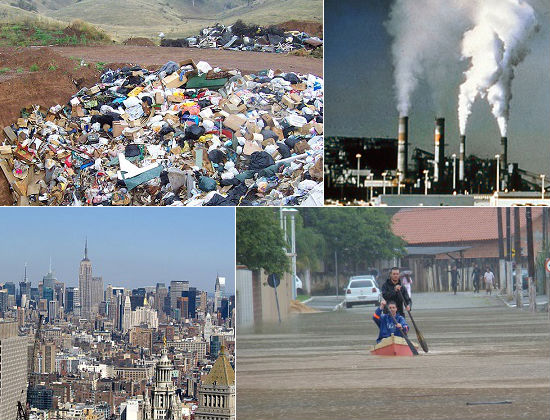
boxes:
[397,116,408,182]
[434,118,445,183]
[500,136,508,178]
[459,134,466,183]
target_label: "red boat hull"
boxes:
[370,334,416,356]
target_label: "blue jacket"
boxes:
[372,307,409,343]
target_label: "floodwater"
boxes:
[237,293,550,420]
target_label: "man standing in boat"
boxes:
[381,267,411,317]
[372,300,410,343]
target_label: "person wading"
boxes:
[381,267,411,317]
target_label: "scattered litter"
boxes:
[1,59,323,206]
[161,21,323,54]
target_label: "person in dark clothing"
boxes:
[450,265,460,295]
[372,300,409,343]
[381,267,412,318]
[472,263,481,293]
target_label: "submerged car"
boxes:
[344,275,381,308]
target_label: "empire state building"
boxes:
[79,239,93,319]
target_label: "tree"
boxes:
[236,208,289,275]
[300,208,405,272]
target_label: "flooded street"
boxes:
[237,293,550,420]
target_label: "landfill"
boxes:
[0,59,323,206]
[161,21,323,54]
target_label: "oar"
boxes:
[399,289,429,353]
[389,312,418,356]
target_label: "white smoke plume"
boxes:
[386,0,472,117]
[388,0,538,135]
[458,0,538,135]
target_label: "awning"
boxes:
[404,245,472,256]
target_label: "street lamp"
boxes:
[541,174,546,200]
[281,208,299,300]
[495,154,500,193]
[355,153,362,188]
[382,171,388,195]
[423,170,429,195]
[452,153,457,192]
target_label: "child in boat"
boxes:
[372,300,409,343]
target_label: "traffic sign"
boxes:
[267,273,281,288]
[545,258,550,273]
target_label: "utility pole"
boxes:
[506,207,513,299]
[526,208,536,313]
[497,207,505,292]
[335,248,338,298]
[514,208,522,309]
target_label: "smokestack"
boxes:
[434,118,445,183]
[397,116,408,181]
[459,134,466,184]
[500,136,508,175]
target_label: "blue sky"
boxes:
[0,208,235,294]
[325,0,550,173]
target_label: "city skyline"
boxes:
[0,208,235,294]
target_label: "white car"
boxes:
[295,275,303,291]
[344,275,381,308]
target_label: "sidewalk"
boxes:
[496,291,548,310]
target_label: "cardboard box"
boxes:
[223,115,246,132]
[112,121,129,137]
[163,72,187,89]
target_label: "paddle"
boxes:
[399,289,429,353]
[388,312,418,356]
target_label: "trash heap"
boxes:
[0,59,323,206]
[162,22,323,54]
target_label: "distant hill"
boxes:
[0,0,322,40]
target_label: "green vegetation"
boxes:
[296,294,310,302]
[48,63,57,71]
[0,67,10,74]
[0,18,111,47]
[236,208,289,275]
[29,63,39,71]
[95,61,106,72]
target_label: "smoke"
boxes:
[386,0,471,117]
[387,0,538,135]
[458,0,538,135]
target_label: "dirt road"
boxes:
[237,293,550,420]
[52,45,323,76]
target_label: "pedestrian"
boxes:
[484,267,495,295]
[471,262,481,293]
[400,271,413,301]
[372,300,410,343]
[450,264,460,295]
[381,267,411,317]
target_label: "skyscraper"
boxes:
[0,321,28,420]
[214,275,226,312]
[146,346,182,420]
[79,239,93,319]
[169,281,189,314]
[91,276,103,315]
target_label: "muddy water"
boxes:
[237,294,550,420]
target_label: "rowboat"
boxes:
[370,334,418,356]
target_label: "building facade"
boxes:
[0,321,28,420]
[79,239,93,319]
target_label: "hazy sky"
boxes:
[0,208,235,294]
[325,0,550,174]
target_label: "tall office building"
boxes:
[183,288,197,319]
[91,276,103,315]
[4,282,15,296]
[48,300,59,323]
[42,264,57,290]
[214,276,225,312]
[79,239,93,319]
[169,281,189,314]
[0,321,28,420]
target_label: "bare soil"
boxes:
[277,20,323,38]
[123,37,156,46]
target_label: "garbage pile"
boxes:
[161,21,323,54]
[0,59,323,206]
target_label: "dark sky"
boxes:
[0,208,235,294]
[325,0,550,174]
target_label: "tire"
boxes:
[345,302,352,308]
